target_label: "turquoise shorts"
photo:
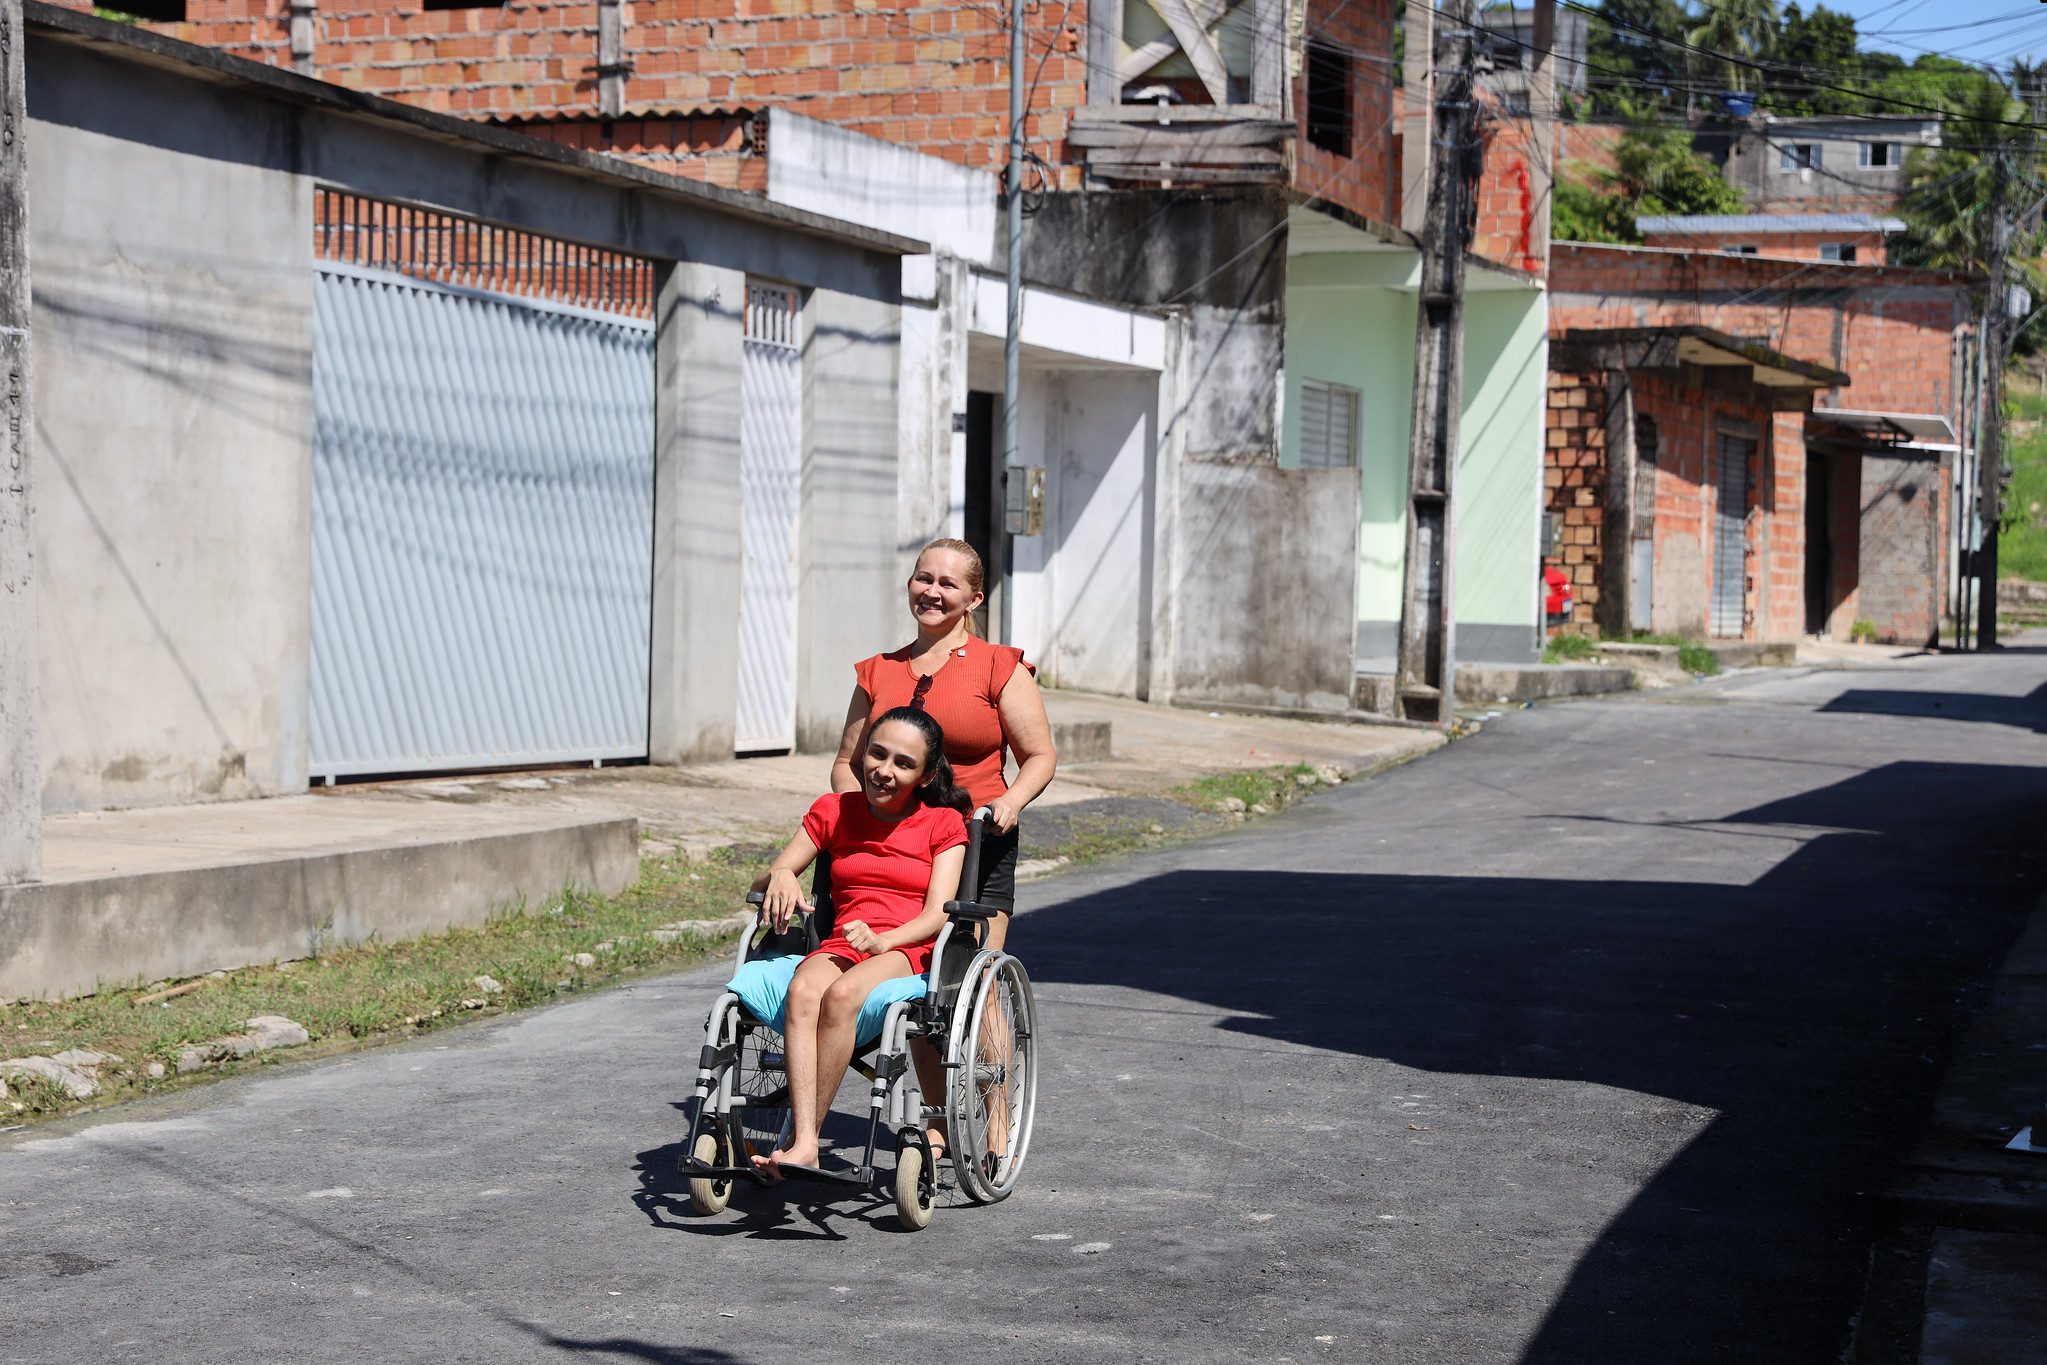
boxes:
[726,956,928,1047]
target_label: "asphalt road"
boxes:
[6,644,2047,1363]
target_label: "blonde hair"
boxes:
[914,537,986,637]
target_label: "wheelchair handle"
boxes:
[960,806,994,905]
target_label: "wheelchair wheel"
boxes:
[893,1136,936,1231]
[686,1130,732,1215]
[946,954,1039,1205]
[736,1025,793,1177]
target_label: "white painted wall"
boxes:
[1006,367,1157,696]
[766,109,998,266]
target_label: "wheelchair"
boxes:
[678,809,1040,1230]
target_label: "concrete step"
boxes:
[4,797,639,1001]
[1596,639,1797,674]
[1355,664,1635,714]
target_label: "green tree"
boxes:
[1553,128,1748,244]
[1586,0,1692,118]
[1768,5,1862,115]
[1895,78,2046,301]
[1687,0,1781,93]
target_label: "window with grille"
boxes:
[1305,41,1353,158]
[743,281,801,349]
[1298,380,1360,468]
[313,187,654,319]
[1818,242,1858,262]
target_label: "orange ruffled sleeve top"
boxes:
[853,636,1033,810]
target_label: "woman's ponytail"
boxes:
[872,705,973,817]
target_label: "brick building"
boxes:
[1545,244,1978,646]
[1637,213,1904,265]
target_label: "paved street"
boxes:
[6,645,2046,1363]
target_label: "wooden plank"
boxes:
[1067,121,1291,149]
[1071,103,1281,124]
[1089,143,1284,166]
[1086,163,1286,183]
[1118,0,1232,85]
[1088,0,1123,105]
[1146,0,1231,104]
[1248,0,1283,110]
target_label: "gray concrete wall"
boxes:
[30,42,314,814]
[0,816,638,1001]
[1165,457,1360,714]
[0,0,40,882]
[798,287,902,750]
[26,23,907,797]
[649,262,744,765]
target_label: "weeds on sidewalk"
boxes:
[1175,763,1320,815]
[1543,634,1599,664]
[0,854,761,1128]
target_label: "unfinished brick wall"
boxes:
[1637,227,1892,264]
[1292,0,1398,228]
[1551,245,1971,417]
[110,0,1094,184]
[1626,374,1785,640]
[1472,103,1541,274]
[1544,370,1606,630]
[1856,451,1943,644]
[505,110,765,190]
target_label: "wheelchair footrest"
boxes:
[770,1162,871,1188]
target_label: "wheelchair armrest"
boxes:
[943,898,1004,922]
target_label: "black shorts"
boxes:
[972,823,1020,912]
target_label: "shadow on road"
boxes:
[1819,680,2047,734]
[1016,757,2046,1361]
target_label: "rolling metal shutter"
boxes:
[309,194,657,777]
[1711,431,1753,639]
[735,281,803,753]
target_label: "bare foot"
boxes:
[924,1123,949,1163]
[756,1138,819,1179]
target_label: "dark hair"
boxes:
[868,706,972,817]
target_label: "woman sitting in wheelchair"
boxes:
[745,705,969,1178]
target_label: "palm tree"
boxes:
[1897,77,2045,298]
[1686,0,1781,93]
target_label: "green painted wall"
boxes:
[1283,252,1547,662]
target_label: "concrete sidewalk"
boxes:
[9,691,1441,999]
[313,689,1445,858]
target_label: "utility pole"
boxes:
[1000,0,1026,642]
[0,0,37,884]
[1394,0,1479,725]
[1979,145,2013,649]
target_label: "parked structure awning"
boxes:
[1808,408,1957,447]
[1552,325,1850,406]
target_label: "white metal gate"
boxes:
[735,281,803,753]
[1711,430,1754,639]
[309,203,657,777]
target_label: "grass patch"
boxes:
[2004,387,2047,583]
[1174,763,1319,816]
[1542,633,1599,664]
[1626,631,1720,676]
[0,853,762,1128]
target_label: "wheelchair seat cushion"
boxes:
[726,957,927,1047]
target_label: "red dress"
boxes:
[854,636,1033,809]
[801,793,967,973]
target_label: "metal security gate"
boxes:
[735,281,803,753]
[309,193,657,777]
[1711,430,1754,639]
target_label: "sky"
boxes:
[1828,0,2047,68]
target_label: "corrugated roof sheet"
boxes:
[1637,214,1906,234]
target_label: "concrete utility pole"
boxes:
[1526,0,1556,271]
[1394,0,1479,725]
[1000,0,1025,642]
[0,0,37,883]
[1979,146,2013,649]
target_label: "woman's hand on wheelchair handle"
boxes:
[761,868,812,932]
[840,919,887,955]
[986,794,1023,836]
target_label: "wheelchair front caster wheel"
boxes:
[894,1145,935,1231]
[687,1131,732,1216]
